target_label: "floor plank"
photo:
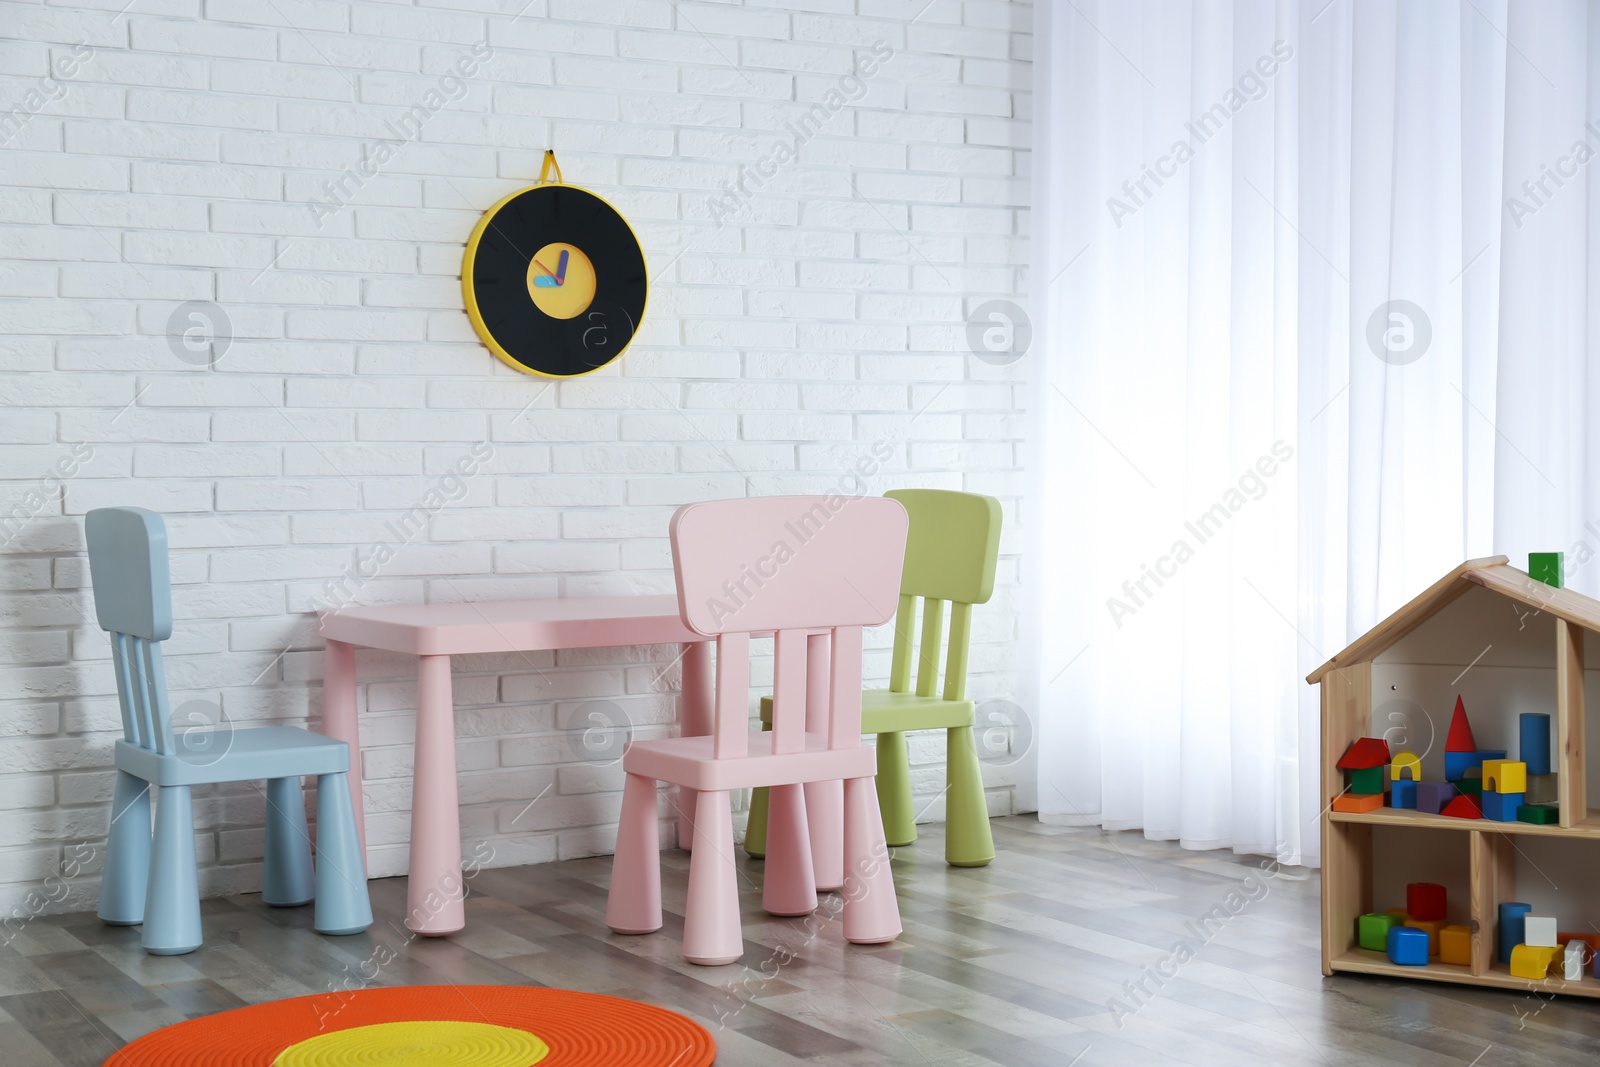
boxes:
[7,815,1600,1065]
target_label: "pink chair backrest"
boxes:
[669,496,909,758]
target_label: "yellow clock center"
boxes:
[526,242,597,320]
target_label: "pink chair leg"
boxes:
[677,641,713,852]
[842,775,901,945]
[606,773,663,935]
[320,639,366,857]
[762,784,817,917]
[407,654,464,936]
[804,779,843,891]
[683,790,742,965]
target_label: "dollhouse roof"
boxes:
[1306,555,1600,684]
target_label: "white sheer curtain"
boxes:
[1025,0,1598,866]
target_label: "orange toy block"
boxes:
[1332,792,1385,813]
[1404,918,1446,956]
[1558,931,1600,954]
[1439,924,1472,966]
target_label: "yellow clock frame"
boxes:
[461,152,649,379]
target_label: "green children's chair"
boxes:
[746,489,1003,868]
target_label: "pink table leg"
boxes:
[408,654,464,935]
[321,639,366,859]
[677,640,713,850]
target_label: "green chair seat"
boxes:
[746,489,1002,868]
[760,690,975,733]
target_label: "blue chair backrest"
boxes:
[86,508,176,755]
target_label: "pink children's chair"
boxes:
[605,495,908,965]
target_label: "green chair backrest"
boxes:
[883,489,1002,702]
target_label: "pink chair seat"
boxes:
[622,732,877,792]
[604,495,908,966]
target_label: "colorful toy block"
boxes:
[1387,925,1429,966]
[1445,749,1505,782]
[1331,792,1384,813]
[1566,941,1587,981]
[1390,751,1422,781]
[1404,918,1445,955]
[1446,695,1477,752]
[1406,883,1447,922]
[1518,804,1559,824]
[1529,551,1564,588]
[1416,782,1456,815]
[1440,924,1472,966]
[1349,766,1384,795]
[1525,916,1558,948]
[1358,912,1401,951]
[1390,779,1417,808]
[1387,907,1409,921]
[1482,759,1527,794]
[1559,932,1600,954]
[1337,738,1391,771]
[1526,772,1559,806]
[1456,777,1482,797]
[1480,790,1524,821]
[1439,794,1482,819]
[1499,903,1532,964]
[1510,943,1562,979]
[1520,713,1552,776]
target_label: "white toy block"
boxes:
[1566,941,1587,981]
[1525,916,1558,948]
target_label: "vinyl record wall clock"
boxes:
[463,152,648,378]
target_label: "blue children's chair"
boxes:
[87,507,371,955]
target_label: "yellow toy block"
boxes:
[1439,924,1472,966]
[1404,918,1445,956]
[1386,908,1409,923]
[1509,943,1562,980]
[1483,758,1527,794]
[1390,751,1422,781]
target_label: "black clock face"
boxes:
[463,184,648,378]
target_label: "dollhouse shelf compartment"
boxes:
[1310,555,1599,995]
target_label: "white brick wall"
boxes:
[0,0,1030,920]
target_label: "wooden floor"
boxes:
[5,815,1600,1065]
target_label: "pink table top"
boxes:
[318,593,706,656]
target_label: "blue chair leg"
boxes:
[312,772,371,935]
[263,776,315,907]
[142,784,202,955]
[99,771,152,926]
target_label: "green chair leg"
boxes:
[944,725,994,867]
[744,785,770,858]
[875,731,917,847]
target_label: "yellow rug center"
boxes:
[274,1020,548,1065]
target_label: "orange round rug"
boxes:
[104,985,716,1066]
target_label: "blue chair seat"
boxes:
[114,728,350,787]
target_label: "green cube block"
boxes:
[1457,777,1482,797]
[1529,552,1564,588]
[1359,912,1400,951]
[1517,804,1560,825]
[1350,766,1384,795]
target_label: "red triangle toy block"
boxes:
[1445,695,1478,753]
[1337,737,1391,770]
[1440,793,1482,820]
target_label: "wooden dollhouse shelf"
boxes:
[1329,807,1600,838]
[1329,950,1600,999]
[1310,556,1599,998]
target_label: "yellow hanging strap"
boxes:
[538,150,563,185]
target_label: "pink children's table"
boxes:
[318,595,713,935]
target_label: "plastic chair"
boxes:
[605,495,907,965]
[86,507,371,955]
[746,489,1002,867]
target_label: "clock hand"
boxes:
[555,249,569,285]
